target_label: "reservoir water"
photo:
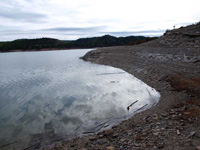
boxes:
[0,49,160,149]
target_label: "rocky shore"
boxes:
[41,23,200,150]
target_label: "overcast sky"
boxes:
[0,0,199,41]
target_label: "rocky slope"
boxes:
[41,22,200,150]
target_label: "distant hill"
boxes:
[0,35,158,52]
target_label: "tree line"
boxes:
[0,35,158,52]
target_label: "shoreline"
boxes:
[41,24,200,150]
[77,46,199,150]
[0,47,95,53]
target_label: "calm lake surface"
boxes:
[0,49,160,149]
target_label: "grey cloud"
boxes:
[42,26,107,32]
[177,22,197,26]
[101,30,165,36]
[0,7,47,23]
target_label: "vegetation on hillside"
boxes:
[0,35,158,52]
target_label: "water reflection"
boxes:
[0,49,160,149]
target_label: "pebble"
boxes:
[153,132,160,136]
[196,146,200,150]
[94,139,107,145]
[111,133,118,138]
[134,143,141,147]
[153,114,159,120]
[177,130,181,135]
[189,131,196,137]
[120,138,125,142]
[104,129,114,136]
[99,134,104,138]
[106,146,115,150]
[89,136,97,141]
[70,144,75,147]
[135,135,143,141]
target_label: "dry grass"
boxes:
[173,99,200,118]
[169,75,200,91]
[169,75,200,118]
[168,75,200,97]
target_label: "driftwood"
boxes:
[21,142,40,150]
[82,101,149,135]
[82,131,96,134]
[0,141,18,148]
[134,104,148,113]
[75,123,84,136]
[96,72,125,75]
[91,122,106,131]
[127,100,138,111]
[50,138,64,143]
[152,102,157,106]
[104,124,109,128]
[83,121,107,134]
[146,88,151,96]
[82,115,127,135]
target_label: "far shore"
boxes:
[0,47,95,53]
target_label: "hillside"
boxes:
[0,35,157,52]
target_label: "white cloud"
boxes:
[0,0,199,41]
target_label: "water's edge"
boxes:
[0,49,160,150]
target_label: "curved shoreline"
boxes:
[42,37,199,149]
[29,23,200,149]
